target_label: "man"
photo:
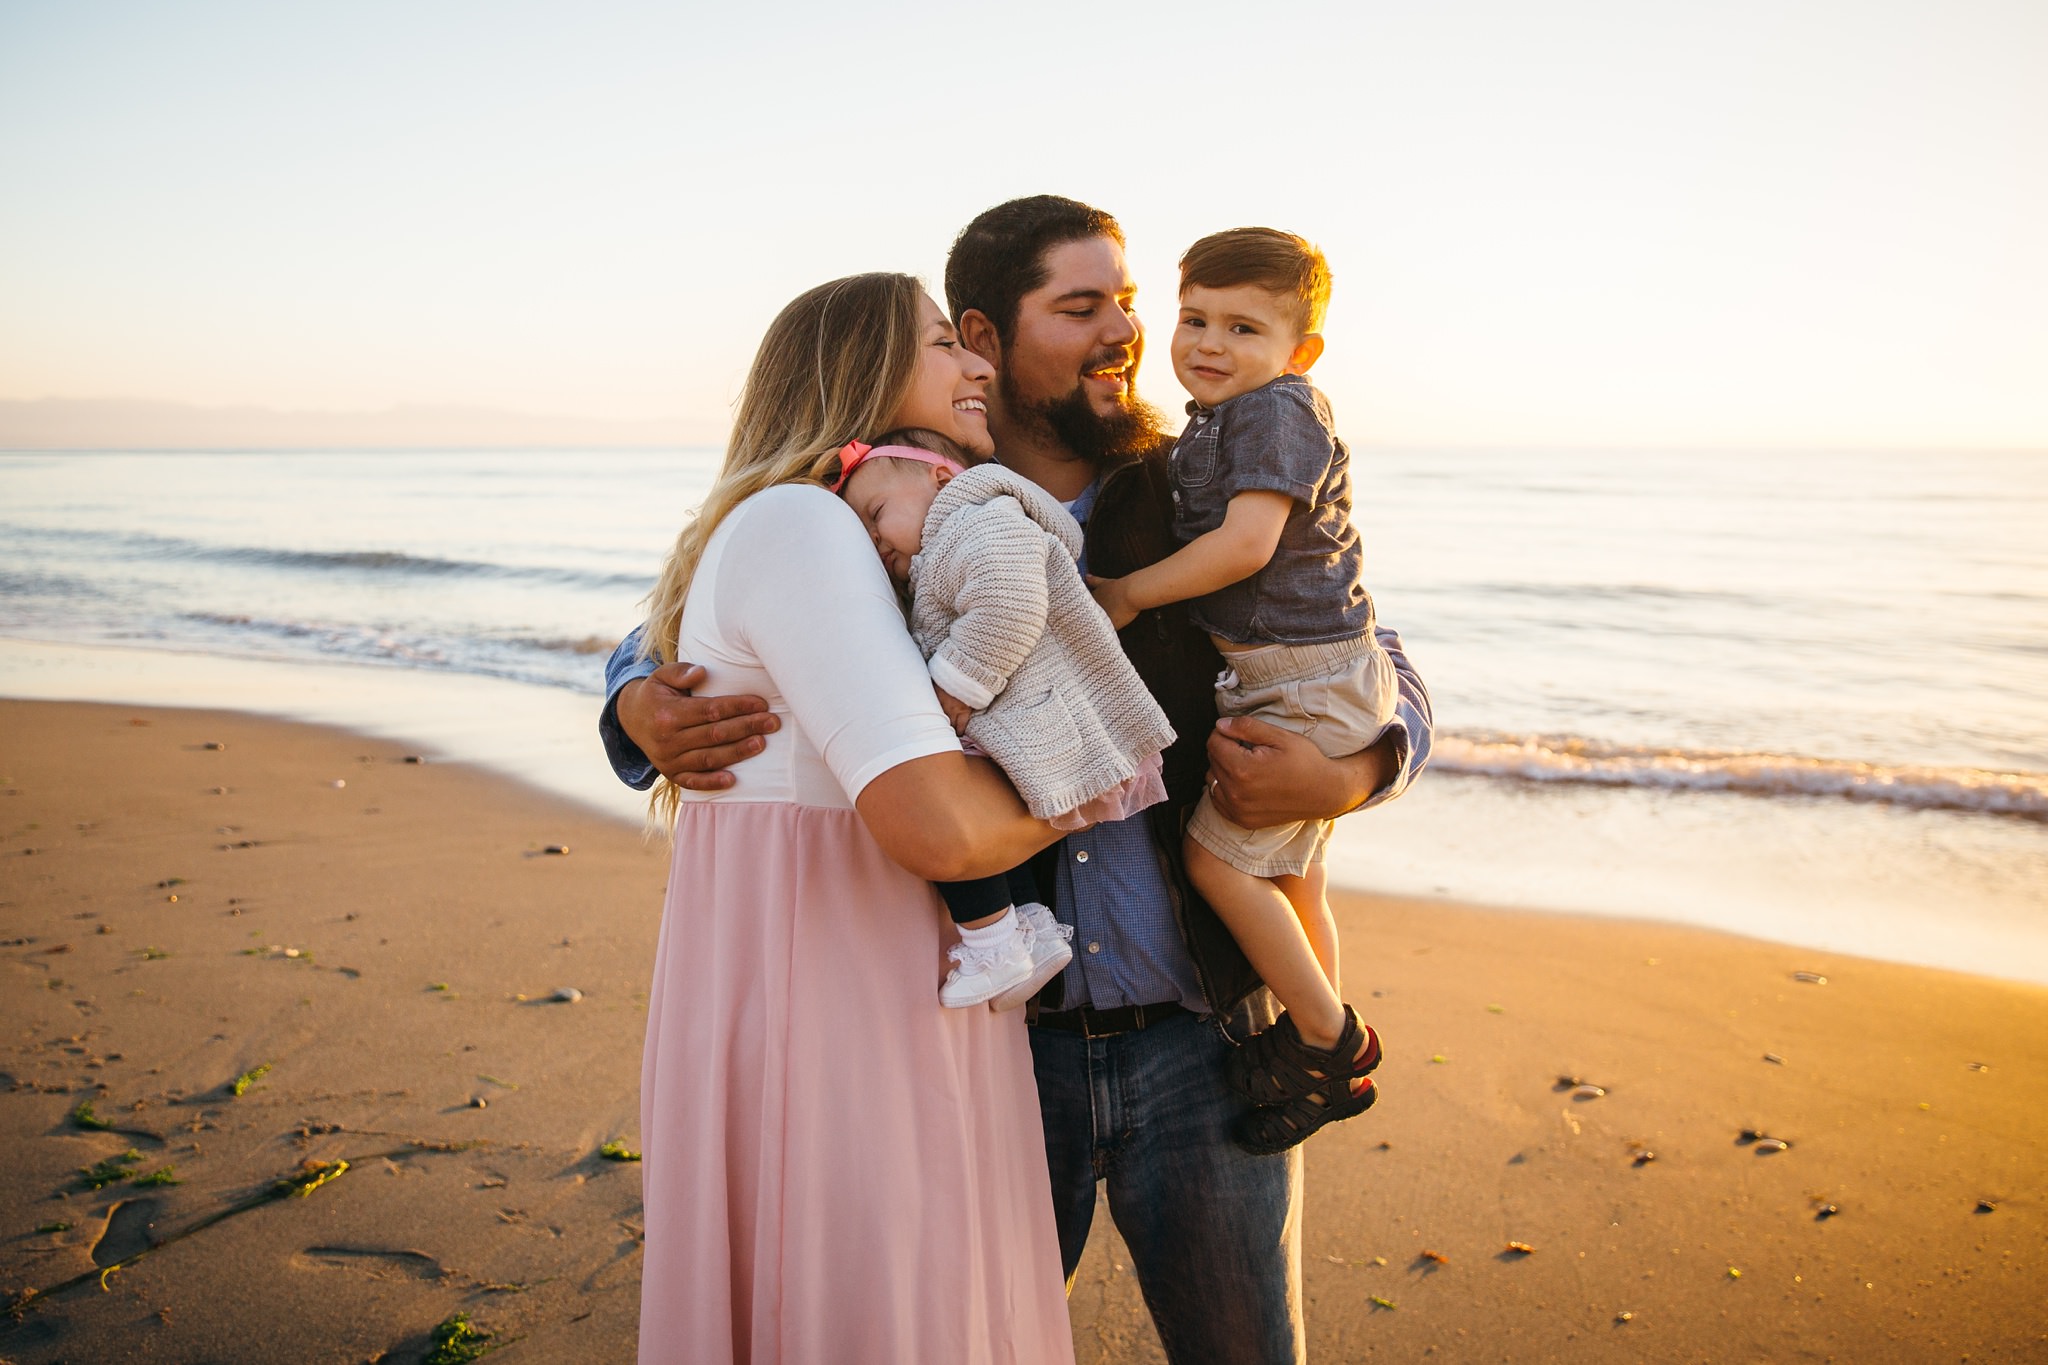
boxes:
[602,196,1432,1364]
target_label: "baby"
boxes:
[1089,227,1393,1154]
[835,430,1176,1011]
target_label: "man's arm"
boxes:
[600,626,779,791]
[1205,622,1433,827]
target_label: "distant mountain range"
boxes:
[0,398,700,450]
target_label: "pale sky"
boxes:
[2,0,2043,448]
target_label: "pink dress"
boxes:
[637,486,1074,1365]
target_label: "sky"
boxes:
[2,0,2044,449]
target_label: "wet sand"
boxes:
[2,701,2042,1362]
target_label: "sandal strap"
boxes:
[1230,1006,1370,1105]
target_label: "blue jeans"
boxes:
[1030,1010,1304,1365]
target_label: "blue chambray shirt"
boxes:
[600,475,1435,1013]
[1049,478,1208,1013]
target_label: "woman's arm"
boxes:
[722,485,1064,877]
[856,752,1063,882]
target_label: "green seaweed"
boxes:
[70,1100,113,1131]
[275,1158,348,1198]
[35,1221,71,1235]
[423,1312,498,1364]
[230,1063,271,1097]
[74,1150,143,1190]
[598,1141,641,1162]
[133,1166,181,1186]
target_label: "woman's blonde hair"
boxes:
[641,271,926,820]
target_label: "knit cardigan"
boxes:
[908,463,1177,821]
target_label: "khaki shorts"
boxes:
[1186,636,1396,878]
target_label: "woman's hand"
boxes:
[933,684,975,735]
[1087,574,1140,632]
[617,662,779,789]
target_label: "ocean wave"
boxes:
[3,522,651,593]
[1435,732,2048,820]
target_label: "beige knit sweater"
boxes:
[908,464,1177,821]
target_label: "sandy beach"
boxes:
[3,701,2043,1363]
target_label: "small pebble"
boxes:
[1631,1149,1656,1166]
[1504,1241,1536,1255]
[1976,1199,1997,1214]
[1615,1311,1634,1324]
[1816,1203,1841,1219]
[470,1096,487,1109]
[552,987,583,1004]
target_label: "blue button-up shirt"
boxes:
[1049,478,1208,1012]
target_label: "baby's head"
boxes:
[833,427,971,585]
[1172,227,1331,409]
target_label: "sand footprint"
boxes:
[91,1197,162,1267]
[292,1245,446,1281]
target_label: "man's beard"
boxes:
[1002,365,1173,466]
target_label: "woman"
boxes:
[635,273,1075,1364]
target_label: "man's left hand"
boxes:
[1205,715,1395,827]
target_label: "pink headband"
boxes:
[830,440,965,494]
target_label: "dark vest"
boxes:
[1021,442,1268,1019]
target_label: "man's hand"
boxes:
[1087,574,1140,632]
[616,662,778,790]
[933,684,975,735]
[1205,715,1395,828]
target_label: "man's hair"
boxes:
[945,195,1125,343]
[1179,227,1331,336]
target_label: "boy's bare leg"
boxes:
[1275,862,1338,999]
[1187,839,1346,1048]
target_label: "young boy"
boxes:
[1089,227,1393,1154]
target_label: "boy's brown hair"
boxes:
[1178,227,1331,336]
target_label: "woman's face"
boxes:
[882,293,995,458]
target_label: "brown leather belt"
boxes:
[1032,1000,1187,1037]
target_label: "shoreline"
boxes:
[3,699,2044,1362]
[5,636,2046,990]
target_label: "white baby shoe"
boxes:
[990,902,1074,1012]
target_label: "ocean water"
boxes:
[3,447,2044,982]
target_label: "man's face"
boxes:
[1003,236,1143,417]
[997,235,1169,463]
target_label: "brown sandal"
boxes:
[1225,1006,1381,1106]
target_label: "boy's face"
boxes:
[844,458,948,586]
[1171,282,1322,409]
